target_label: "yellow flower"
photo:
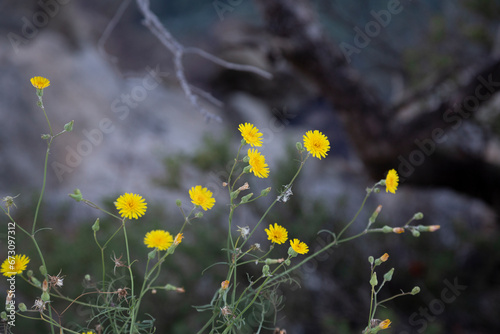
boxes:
[290,239,309,254]
[189,185,216,211]
[30,76,50,89]
[379,319,391,329]
[144,230,173,250]
[303,130,330,159]
[174,233,184,245]
[114,193,147,219]
[82,332,95,334]
[265,223,288,244]
[385,169,399,194]
[238,123,263,147]
[247,148,269,178]
[1,254,30,277]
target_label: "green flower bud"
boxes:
[230,190,240,200]
[69,188,83,202]
[1,311,7,320]
[284,259,291,266]
[368,256,374,264]
[41,291,50,302]
[164,284,177,291]
[288,246,298,257]
[41,134,51,140]
[382,225,393,233]
[195,212,203,218]
[85,274,91,281]
[383,268,394,282]
[176,199,182,207]
[413,212,424,220]
[243,165,251,173]
[39,265,47,276]
[242,155,250,163]
[374,188,381,193]
[411,286,421,295]
[27,270,33,278]
[296,142,304,152]
[31,277,42,287]
[64,120,74,132]
[369,272,378,287]
[261,187,271,197]
[240,193,253,203]
[92,218,100,232]
[18,303,27,312]
[262,265,271,277]
[148,249,157,259]
[411,229,421,237]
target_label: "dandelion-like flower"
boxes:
[265,223,288,244]
[144,230,173,251]
[82,332,96,334]
[379,319,391,329]
[247,148,269,178]
[303,130,330,159]
[30,76,50,89]
[238,123,263,147]
[1,254,30,277]
[114,193,147,219]
[189,185,216,211]
[385,169,399,194]
[174,233,184,246]
[290,239,309,254]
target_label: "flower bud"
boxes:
[284,259,291,266]
[411,286,421,295]
[195,212,203,218]
[413,212,424,220]
[31,277,41,287]
[242,155,250,163]
[18,303,27,312]
[379,319,391,329]
[85,274,91,281]
[230,190,240,200]
[69,189,83,202]
[240,193,253,203]
[64,120,74,132]
[369,205,382,225]
[262,265,271,277]
[265,258,282,265]
[0,312,7,321]
[393,227,405,234]
[382,225,393,233]
[42,279,48,292]
[375,253,389,266]
[383,268,394,282]
[288,246,298,257]
[92,218,100,232]
[368,256,374,264]
[411,229,421,237]
[41,134,51,140]
[148,249,157,259]
[41,291,50,302]
[176,199,182,207]
[374,188,381,193]
[260,187,271,197]
[296,142,304,152]
[221,280,230,290]
[27,270,33,278]
[243,165,251,174]
[369,272,378,287]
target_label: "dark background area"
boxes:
[1,0,500,333]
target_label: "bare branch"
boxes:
[135,0,272,122]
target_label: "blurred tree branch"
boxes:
[254,0,500,213]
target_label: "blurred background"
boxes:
[1,0,500,333]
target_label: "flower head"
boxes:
[30,76,50,89]
[303,130,330,159]
[114,193,147,219]
[290,239,309,254]
[265,223,288,244]
[247,148,269,178]
[32,298,48,312]
[380,253,389,262]
[379,319,391,329]
[1,254,30,277]
[174,233,184,246]
[144,230,173,251]
[385,169,399,194]
[189,185,216,211]
[238,123,263,147]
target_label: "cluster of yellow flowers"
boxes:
[265,223,308,254]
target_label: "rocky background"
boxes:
[1,0,499,333]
